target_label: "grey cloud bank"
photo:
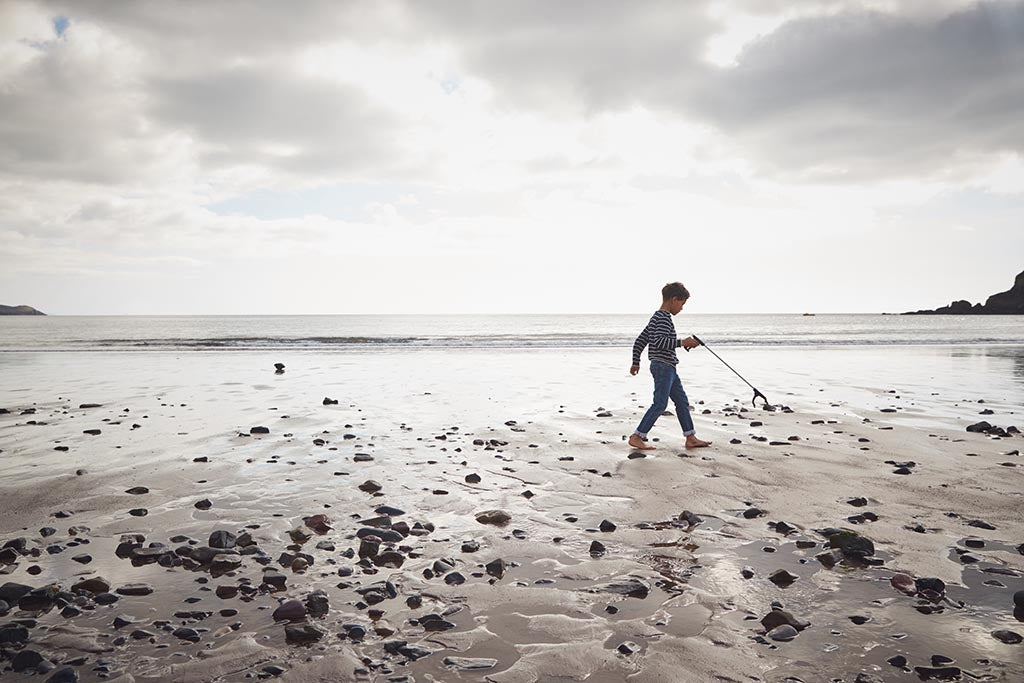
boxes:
[0,1,1022,314]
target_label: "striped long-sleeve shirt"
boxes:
[632,309,682,366]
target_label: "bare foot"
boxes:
[685,435,712,449]
[628,434,656,450]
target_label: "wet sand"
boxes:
[1,347,1022,682]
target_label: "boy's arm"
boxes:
[631,327,649,366]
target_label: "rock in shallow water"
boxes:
[828,530,875,559]
[443,656,497,670]
[272,600,306,621]
[768,624,799,641]
[992,629,1022,644]
[588,576,650,599]
[768,569,799,587]
[761,609,809,632]
[285,623,324,644]
[475,510,511,525]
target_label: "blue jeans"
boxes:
[634,360,695,438]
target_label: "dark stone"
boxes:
[768,569,799,587]
[125,487,149,495]
[887,654,908,667]
[173,626,200,642]
[46,667,79,682]
[444,572,466,585]
[0,581,35,602]
[285,623,325,644]
[12,649,45,672]
[209,530,237,549]
[373,550,405,568]
[829,530,875,559]
[599,520,616,532]
[992,629,1022,644]
[0,623,30,643]
[761,609,809,632]
[913,666,962,680]
[421,613,456,631]
[854,675,884,683]
[589,576,650,599]
[768,624,798,641]
[589,540,606,556]
[250,426,270,434]
[485,558,507,579]
[475,510,511,525]
[272,600,306,621]
[916,577,946,595]
[773,521,796,535]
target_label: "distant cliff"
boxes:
[904,269,1024,315]
[0,304,46,316]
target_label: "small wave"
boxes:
[2,334,1022,352]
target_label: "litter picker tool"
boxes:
[685,334,770,407]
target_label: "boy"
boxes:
[628,282,712,451]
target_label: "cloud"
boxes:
[682,2,1024,179]
[149,65,407,178]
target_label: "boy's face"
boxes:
[668,297,687,315]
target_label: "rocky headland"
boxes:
[0,305,45,316]
[904,269,1024,314]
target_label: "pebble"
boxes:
[284,623,324,643]
[913,666,962,680]
[442,656,498,670]
[485,558,507,579]
[272,600,306,621]
[992,629,1022,644]
[45,667,79,683]
[358,480,382,493]
[828,530,875,559]
[767,624,798,641]
[768,569,798,587]
[761,609,809,632]
[475,510,511,525]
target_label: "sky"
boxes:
[1,0,1023,315]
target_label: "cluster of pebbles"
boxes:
[1,370,1022,681]
[0,485,525,680]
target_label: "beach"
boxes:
[1,335,1023,682]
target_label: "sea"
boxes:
[1,313,1023,351]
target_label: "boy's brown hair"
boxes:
[662,282,690,301]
